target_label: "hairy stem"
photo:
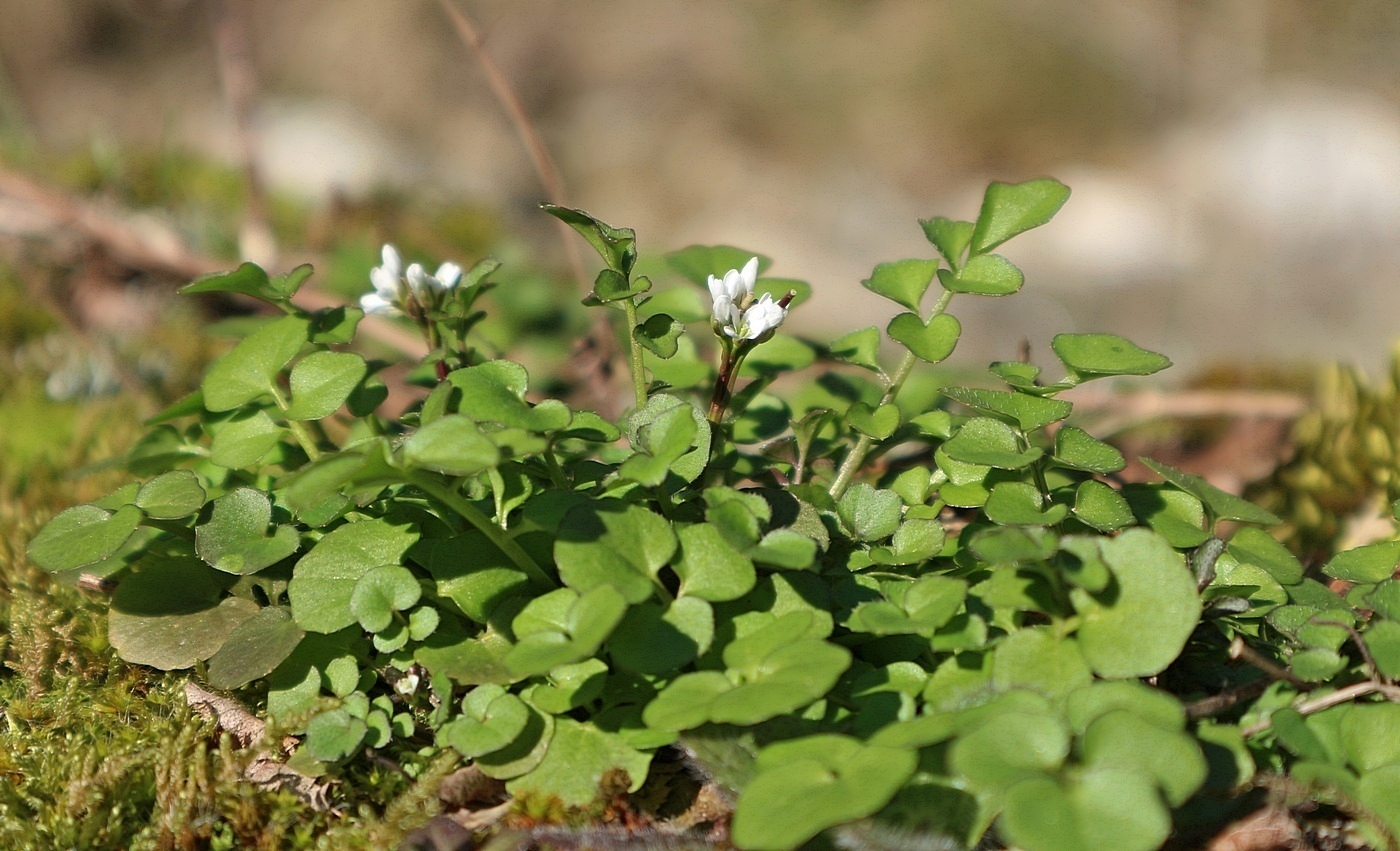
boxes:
[620,298,649,409]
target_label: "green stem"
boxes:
[270,387,322,460]
[829,290,955,501]
[620,298,649,409]
[407,472,555,591]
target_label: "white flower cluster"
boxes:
[360,244,463,317]
[707,257,788,342]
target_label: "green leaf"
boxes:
[202,315,308,411]
[618,403,698,487]
[992,628,1092,702]
[969,178,1071,256]
[1052,426,1126,473]
[942,386,1071,432]
[1227,526,1303,585]
[181,262,288,305]
[886,311,961,363]
[505,585,629,676]
[208,409,287,470]
[1001,769,1171,851]
[284,351,368,421]
[970,525,1059,563]
[205,606,305,689]
[938,253,1023,296]
[942,417,1043,469]
[1122,483,1210,548]
[305,708,367,762]
[288,519,421,633]
[837,483,903,542]
[1324,540,1400,584]
[950,704,1070,795]
[1052,333,1170,378]
[1340,704,1400,772]
[133,470,206,520]
[349,565,422,633]
[731,735,918,851]
[1082,710,1206,806]
[26,503,143,572]
[504,718,652,808]
[626,395,711,484]
[438,686,531,758]
[555,501,676,604]
[1072,480,1135,532]
[635,313,684,358]
[673,523,757,602]
[985,482,1069,526]
[665,245,767,286]
[919,217,974,266]
[828,326,883,372]
[195,488,300,575]
[845,402,900,440]
[989,360,1044,389]
[417,532,530,624]
[861,259,937,311]
[608,597,714,674]
[1074,529,1201,678]
[401,415,501,476]
[541,204,637,275]
[447,362,572,433]
[1140,458,1281,525]
[109,556,259,670]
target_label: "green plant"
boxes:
[26,178,1400,850]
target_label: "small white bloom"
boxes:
[727,292,788,340]
[361,243,463,316]
[707,257,758,327]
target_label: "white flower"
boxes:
[360,244,462,316]
[707,257,759,327]
[727,292,788,340]
[362,245,410,316]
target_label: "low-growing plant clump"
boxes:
[25,179,1400,850]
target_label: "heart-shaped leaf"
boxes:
[635,313,684,358]
[438,685,531,759]
[349,565,422,633]
[837,483,903,542]
[969,178,1071,256]
[920,217,974,266]
[846,402,900,440]
[887,312,961,363]
[673,523,757,602]
[195,488,300,575]
[618,403,698,487]
[203,314,308,411]
[732,735,918,851]
[828,326,883,372]
[288,519,420,633]
[285,351,368,421]
[861,259,937,311]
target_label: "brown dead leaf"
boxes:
[1207,806,1307,851]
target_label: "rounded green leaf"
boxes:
[555,501,677,604]
[1052,333,1170,378]
[942,386,1071,432]
[109,556,260,670]
[203,314,308,412]
[26,503,143,572]
[828,326,883,371]
[1081,710,1207,806]
[992,627,1092,702]
[134,470,207,520]
[447,362,572,433]
[205,606,305,689]
[942,418,1043,469]
[1324,540,1400,584]
[1000,768,1170,851]
[1072,480,1135,532]
[846,402,901,440]
[861,259,937,312]
[195,488,300,575]
[949,709,1070,795]
[939,252,1023,296]
[985,481,1069,526]
[626,395,710,484]
[401,415,501,476]
[288,519,421,633]
[504,718,652,808]
[284,350,368,421]
[208,409,287,469]
[1075,528,1200,678]
[438,689,530,758]
[305,708,367,762]
[732,736,918,851]
[837,483,903,542]
[1052,426,1126,474]
[608,597,714,674]
[673,523,757,601]
[349,565,422,633]
[886,311,961,363]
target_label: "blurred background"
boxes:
[2,0,1400,377]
